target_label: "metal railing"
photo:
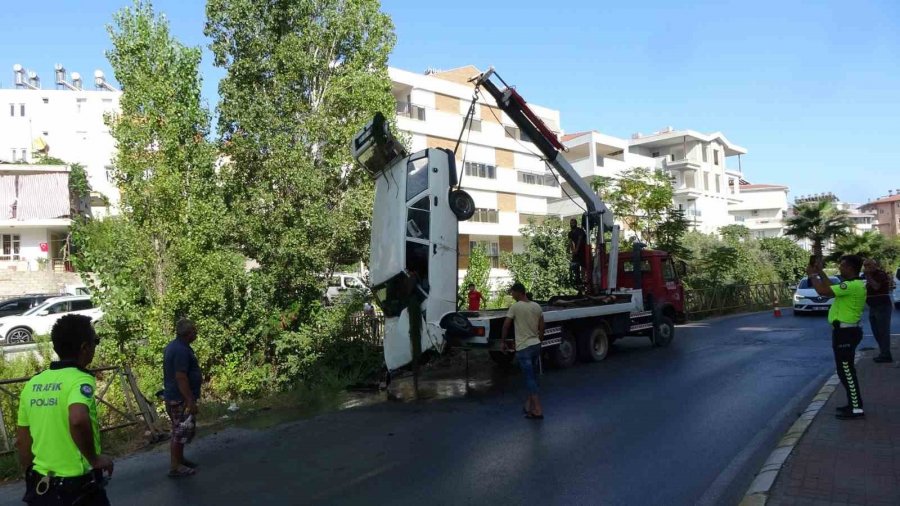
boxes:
[684,282,794,319]
[0,365,164,455]
[395,102,426,121]
[346,314,384,347]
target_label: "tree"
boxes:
[654,208,692,259]
[75,1,260,397]
[830,231,900,273]
[719,224,751,243]
[504,217,576,300]
[592,167,674,243]
[458,244,491,308]
[785,201,852,260]
[759,237,809,283]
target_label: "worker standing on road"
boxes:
[466,283,485,311]
[163,318,202,478]
[501,282,545,419]
[863,259,893,363]
[807,255,867,420]
[16,314,114,505]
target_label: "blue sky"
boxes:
[2,0,898,203]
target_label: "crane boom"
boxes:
[471,68,619,292]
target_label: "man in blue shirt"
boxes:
[163,318,202,478]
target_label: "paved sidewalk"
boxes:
[768,341,900,505]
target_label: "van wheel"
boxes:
[449,190,475,221]
[579,326,609,362]
[7,327,33,345]
[652,317,675,347]
[551,333,577,368]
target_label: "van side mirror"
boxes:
[675,260,687,277]
[37,310,49,317]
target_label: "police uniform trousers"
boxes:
[832,324,863,410]
[23,470,110,506]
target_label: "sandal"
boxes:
[168,466,197,478]
[524,412,544,420]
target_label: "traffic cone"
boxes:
[773,300,782,317]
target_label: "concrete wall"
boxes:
[0,270,85,298]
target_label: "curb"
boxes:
[738,372,840,505]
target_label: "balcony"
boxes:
[395,102,426,121]
[657,157,702,172]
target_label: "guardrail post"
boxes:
[0,404,10,453]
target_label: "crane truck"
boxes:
[352,68,686,372]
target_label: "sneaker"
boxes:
[873,356,893,363]
[835,405,852,413]
[836,409,865,420]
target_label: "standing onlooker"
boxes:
[16,314,114,505]
[466,283,485,311]
[863,259,893,363]
[807,255,867,419]
[501,282,545,419]
[568,219,588,291]
[163,318,202,477]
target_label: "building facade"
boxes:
[728,183,790,238]
[860,192,900,238]
[0,64,121,212]
[390,65,562,287]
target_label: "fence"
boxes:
[0,365,164,456]
[346,314,384,346]
[684,282,795,319]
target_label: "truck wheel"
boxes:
[652,317,675,347]
[551,333,577,368]
[449,190,475,221]
[489,350,515,368]
[579,327,609,362]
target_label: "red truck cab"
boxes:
[616,249,687,323]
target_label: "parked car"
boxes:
[0,294,59,318]
[0,295,103,345]
[893,268,900,310]
[793,276,842,315]
[324,273,369,305]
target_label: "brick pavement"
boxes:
[768,341,900,506]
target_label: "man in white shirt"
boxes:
[501,282,545,419]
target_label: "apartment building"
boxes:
[549,128,748,236]
[0,64,121,213]
[728,183,790,238]
[860,191,900,238]
[390,65,562,285]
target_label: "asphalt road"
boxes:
[4,309,896,506]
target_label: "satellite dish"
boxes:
[13,64,22,72]
[94,69,104,79]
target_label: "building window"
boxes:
[20,149,26,161]
[1,235,21,261]
[464,161,496,179]
[469,119,482,132]
[11,149,17,162]
[702,147,708,163]
[715,174,721,193]
[685,172,695,188]
[651,151,660,158]
[8,104,13,117]
[471,208,499,223]
[713,150,720,166]
[42,97,49,104]
[470,240,500,268]
[105,165,115,182]
[504,126,520,140]
[19,104,25,116]
[704,173,710,191]
[76,97,87,114]
[519,213,547,225]
[517,171,558,187]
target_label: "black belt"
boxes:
[26,468,106,501]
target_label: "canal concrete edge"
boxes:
[738,372,841,506]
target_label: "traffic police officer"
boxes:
[807,254,867,420]
[16,314,114,505]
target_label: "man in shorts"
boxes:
[163,318,202,477]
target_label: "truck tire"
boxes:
[449,190,475,221]
[551,333,577,368]
[652,316,675,347]
[578,326,609,362]
[489,350,515,368]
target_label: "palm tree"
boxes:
[828,230,884,262]
[785,200,853,260]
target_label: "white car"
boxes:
[324,274,369,305]
[793,276,842,315]
[0,295,103,345]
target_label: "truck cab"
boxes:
[617,250,687,323]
